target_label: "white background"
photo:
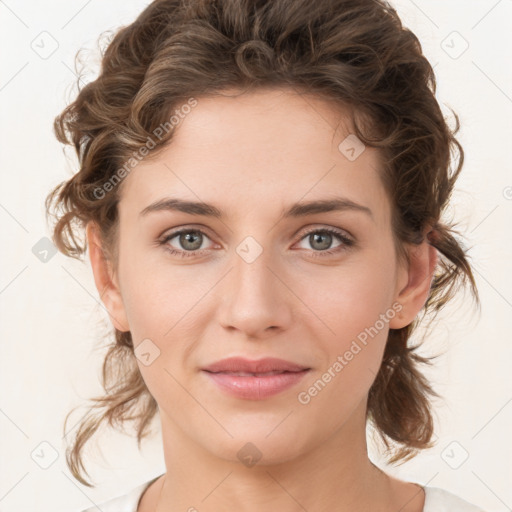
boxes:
[0,1,511,511]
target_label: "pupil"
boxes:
[181,231,202,250]
[311,232,331,250]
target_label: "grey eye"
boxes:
[297,230,343,251]
[169,230,206,251]
[309,232,334,250]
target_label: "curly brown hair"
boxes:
[45,0,480,487]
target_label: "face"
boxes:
[89,87,433,466]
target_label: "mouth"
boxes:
[202,370,311,400]
[206,370,302,376]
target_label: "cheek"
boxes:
[119,250,209,340]
[119,264,200,406]
[292,248,397,408]
[117,254,211,395]
[296,267,394,427]
[294,253,397,344]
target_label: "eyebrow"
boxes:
[139,196,373,220]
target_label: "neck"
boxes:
[154,402,396,512]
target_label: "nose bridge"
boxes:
[217,233,292,336]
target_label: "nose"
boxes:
[216,240,293,339]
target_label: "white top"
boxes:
[80,475,486,512]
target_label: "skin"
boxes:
[87,87,437,512]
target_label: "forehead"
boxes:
[118,87,391,227]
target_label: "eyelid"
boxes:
[296,224,353,241]
[159,223,214,239]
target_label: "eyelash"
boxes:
[158,226,354,259]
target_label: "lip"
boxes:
[202,357,310,373]
[202,357,311,400]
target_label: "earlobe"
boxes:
[86,222,130,332]
[389,236,438,330]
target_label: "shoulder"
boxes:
[78,475,161,512]
[423,486,486,512]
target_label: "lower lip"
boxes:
[202,370,310,400]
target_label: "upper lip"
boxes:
[202,357,310,374]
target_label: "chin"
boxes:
[199,427,313,467]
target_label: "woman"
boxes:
[45,0,484,510]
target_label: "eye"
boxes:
[158,226,355,259]
[159,228,215,258]
[295,227,354,257]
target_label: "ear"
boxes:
[86,221,130,332]
[389,229,438,330]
